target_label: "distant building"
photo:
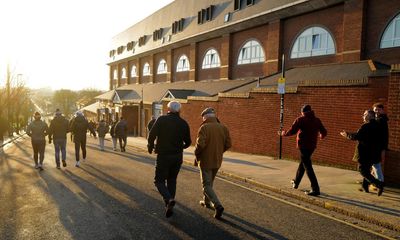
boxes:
[99,0,400,184]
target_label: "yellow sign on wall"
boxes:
[278,77,285,94]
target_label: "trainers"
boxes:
[62,160,67,167]
[34,164,39,169]
[199,200,212,209]
[56,166,61,169]
[165,199,176,218]
[291,179,298,189]
[305,190,320,196]
[75,161,80,167]
[214,205,224,220]
[38,163,43,170]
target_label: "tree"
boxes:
[52,89,78,117]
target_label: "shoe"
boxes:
[34,164,39,169]
[165,199,176,218]
[56,166,61,169]
[62,160,67,167]
[38,163,43,170]
[291,179,298,189]
[214,205,224,220]
[305,190,320,196]
[199,200,212,209]
[75,161,80,167]
[113,148,116,151]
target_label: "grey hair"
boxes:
[203,113,216,119]
[167,101,181,113]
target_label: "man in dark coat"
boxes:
[148,101,191,218]
[70,111,96,167]
[372,103,389,183]
[114,117,128,152]
[279,105,327,196]
[341,110,384,196]
[48,109,70,169]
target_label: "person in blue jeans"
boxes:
[48,109,70,169]
[147,101,191,218]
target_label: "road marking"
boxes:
[218,176,397,240]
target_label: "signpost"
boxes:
[278,54,285,159]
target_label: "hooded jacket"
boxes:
[27,119,49,141]
[48,115,69,140]
[70,115,95,142]
[284,111,327,150]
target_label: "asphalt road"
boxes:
[0,135,387,240]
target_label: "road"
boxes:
[0,135,390,240]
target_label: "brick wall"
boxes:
[139,55,153,84]
[173,45,191,82]
[386,69,400,185]
[176,76,391,174]
[197,37,223,81]
[128,60,138,84]
[154,52,168,83]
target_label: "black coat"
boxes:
[70,115,95,142]
[346,119,381,164]
[48,115,69,140]
[148,112,191,155]
[377,114,389,150]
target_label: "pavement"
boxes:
[124,136,400,233]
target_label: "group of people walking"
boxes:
[23,100,389,221]
[26,109,129,169]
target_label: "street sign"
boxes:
[278,77,285,94]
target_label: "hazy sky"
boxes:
[0,0,173,91]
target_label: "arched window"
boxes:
[237,40,265,65]
[113,69,118,80]
[291,26,335,58]
[143,63,151,76]
[157,59,168,74]
[130,65,137,77]
[381,13,400,48]
[176,55,190,72]
[202,49,221,69]
[121,67,127,78]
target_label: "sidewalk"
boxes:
[125,136,400,232]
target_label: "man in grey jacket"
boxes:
[27,112,49,170]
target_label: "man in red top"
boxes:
[279,105,327,196]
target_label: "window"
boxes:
[121,67,127,78]
[143,63,151,76]
[130,65,137,78]
[157,59,168,74]
[172,18,185,34]
[113,69,118,80]
[234,0,253,11]
[237,40,265,65]
[198,5,214,24]
[176,55,190,72]
[381,13,400,48]
[202,49,221,69]
[291,26,335,58]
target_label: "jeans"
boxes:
[294,148,320,192]
[74,138,87,161]
[372,163,384,182]
[118,136,127,150]
[112,137,117,150]
[54,138,66,166]
[154,153,183,203]
[99,137,105,150]
[200,168,222,207]
[32,139,46,164]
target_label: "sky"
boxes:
[0,0,173,91]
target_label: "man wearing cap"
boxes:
[194,107,231,219]
[148,101,191,218]
[27,112,49,170]
[48,109,70,169]
[279,105,327,196]
[70,111,96,167]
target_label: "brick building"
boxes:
[102,0,400,185]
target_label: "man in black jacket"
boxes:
[340,110,384,196]
[372,103,389,183]
[70,111,96,167]
[48,109,70,169]
[115,117,128,152]
[148,101,191,218]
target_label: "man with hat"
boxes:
[148,101,191,218]
[48,109,70,169]
[194,107,231,219]
[279,104,327,196]
[27,112,49,170]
